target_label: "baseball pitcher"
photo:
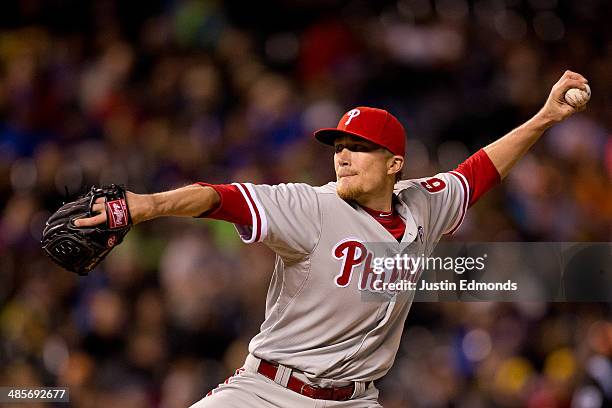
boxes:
[52,70,588,407]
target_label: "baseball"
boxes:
[564,83,591,108]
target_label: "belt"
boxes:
[257,359,360,401]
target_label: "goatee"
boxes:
[336,183,364,201]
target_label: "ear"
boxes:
[387,155,404,176]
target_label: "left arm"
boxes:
[483,70,589,179]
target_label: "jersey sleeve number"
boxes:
[420,177,446,193]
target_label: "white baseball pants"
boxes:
[189,354,382,408]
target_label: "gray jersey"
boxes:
[230,171,468,382]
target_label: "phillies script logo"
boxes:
[333,239,367,287]
[332,239,418,292]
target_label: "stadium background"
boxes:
[0,0,610,406]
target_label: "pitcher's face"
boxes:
[334,135,391,201]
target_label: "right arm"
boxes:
[74,184,220,227]
[483,70,588,179]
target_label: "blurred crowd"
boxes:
[0,0,610,407]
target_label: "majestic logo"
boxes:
[332,239,420,292]
[344,109,361,126]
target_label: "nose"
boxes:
[335,148,351,166]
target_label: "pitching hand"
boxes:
[537,70,589,124]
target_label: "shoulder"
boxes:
[245,183,326,211]
[248,181,336,196]
[245,182,317,193]
[394,173,465,196]
[394,178,427,197]
[313,181,338,195]
[245,182,342,205]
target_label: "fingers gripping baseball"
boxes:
[542,70,590,122]
[559,70,587,82]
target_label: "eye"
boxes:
[335,143,377,153]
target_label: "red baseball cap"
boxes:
[313,107,406,156]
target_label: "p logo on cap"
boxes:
[313,106,406,157]
[344,109,361,126]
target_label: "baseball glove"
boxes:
[41,184,132,276]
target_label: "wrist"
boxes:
[531,110,558,131]
[127,192,155,224]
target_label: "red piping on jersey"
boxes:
[447,171,468,235]
[238,183,262,242]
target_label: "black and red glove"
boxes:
[41,184,132,275]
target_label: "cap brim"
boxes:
[313,129,383,148]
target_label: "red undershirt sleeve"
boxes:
[453,149,501,208]
[192,182,252,226]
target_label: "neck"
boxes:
[356,196,393,212]
[354,182,395,212]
